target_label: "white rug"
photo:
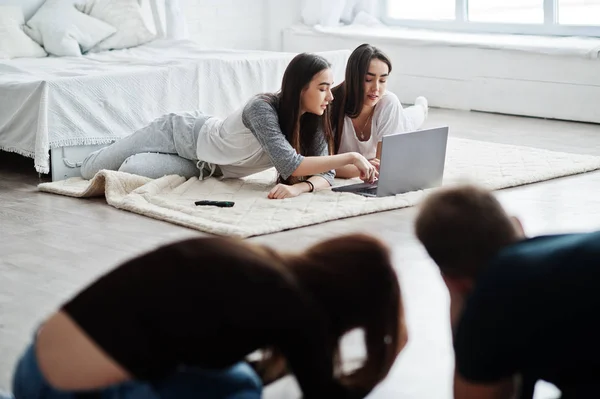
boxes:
[38,138,600,238]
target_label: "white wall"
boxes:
[177,1,600,124]
[181,0,302,51]
[283,28,600,124]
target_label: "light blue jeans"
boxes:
[11,343,262,399]
[80,112,221,180]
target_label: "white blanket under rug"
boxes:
[38,138,600,238]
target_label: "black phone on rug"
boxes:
[194,200,235,208]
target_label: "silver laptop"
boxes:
[332,126,449,197]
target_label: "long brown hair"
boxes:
[255,234,404,393]
[331,44,392,153]
[263,53,335,183]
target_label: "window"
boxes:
[559,0,600,25]
[383,0,600,37]
[387,0,455,20]
[468,0,544,24]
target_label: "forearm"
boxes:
[454,373,517,399]
[449,295,465,336]
[292,153,356,177]
[247,358,289,386]
[290,176,330,194]
[334,164,360,179]
[309,175,331,190]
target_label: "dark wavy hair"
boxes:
[263,53,335,183]
[254,234,406,395]
[331,44,392,153]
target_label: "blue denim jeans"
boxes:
[11,343,262,399]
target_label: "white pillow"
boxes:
[24,0,116,57]
[77,0,155,52]
[0,6,47,59]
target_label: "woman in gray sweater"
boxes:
[81,53,378,199]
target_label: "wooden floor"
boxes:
[1,108,599,397]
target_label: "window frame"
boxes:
[381,0,600,37]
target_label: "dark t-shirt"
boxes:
[62,238,359,398]
[454,231,600,397]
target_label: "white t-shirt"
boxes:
[196,96,334,183]
[196,106,273,179]
[338,92,413,160]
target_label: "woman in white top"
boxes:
[331,44,428,178]
[80,53,378,199]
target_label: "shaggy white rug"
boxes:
[38,138,600,238]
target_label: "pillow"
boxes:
[0,6,47,59]
[24,0,116,57]
[76,0,155,52]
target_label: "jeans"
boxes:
[11,343,262,399]
[79,112,215,180]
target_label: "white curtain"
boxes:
[301,0,381,27]
[164,0,188,39]
[147,0,189,39]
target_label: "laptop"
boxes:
[332,126,449,197]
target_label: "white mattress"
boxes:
[0,39,350,173]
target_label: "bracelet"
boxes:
[304,180,315,193]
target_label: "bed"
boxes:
[0,0,350,180]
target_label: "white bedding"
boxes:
[0,39,350,173]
